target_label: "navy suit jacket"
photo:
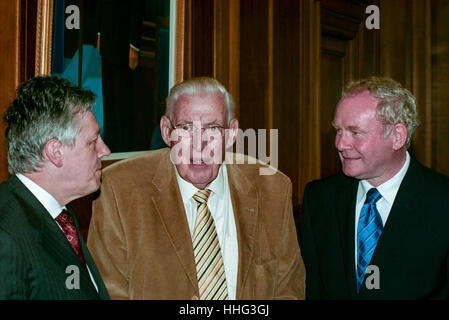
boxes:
[0,175,110,299]
[300,158,449,299]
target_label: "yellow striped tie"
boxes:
[192,189,228,300]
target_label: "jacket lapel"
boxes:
[364,158,420,284]
[336,176,359,298]
[226,160,258,299]
[10,176,99,298]
[67,208,109,299]
[151,151,199,293]
[41,210,99,297]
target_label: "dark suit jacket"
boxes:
[0,175,110,299]
[96,0,144,65]
[87,148,305,299]
[300,157,449,299]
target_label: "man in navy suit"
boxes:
[300,77,449,299]
[0,76,111,299]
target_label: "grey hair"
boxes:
[165,77,235,123]
[4,76,95,174]
[342,76,420,149]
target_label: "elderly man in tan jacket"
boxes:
[87,77,305,300]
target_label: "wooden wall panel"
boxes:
[379,0,413,88]
[238,0,269,132]
[0,1,21,182]
[411,0,432,167]
[273,0,300,207]
[214,0,240,117]
[431,0,449,176]
[298,0,321,205]
[191,0,214,77]
[320,35,345,178]
[181,0,215,80]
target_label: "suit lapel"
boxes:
[10,176,99,298]
[41,209,98,297]
[366,159,419,282]
[151,151,199,293]
[356,158,421,297]
[67,207,108,299]
[336,176,359,298]
[12,176,83,268]
[226,161,258,300]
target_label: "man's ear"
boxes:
[43,138,64,167]
[160,115,173,147]
[391,123,408,150]
[225,118,239,150]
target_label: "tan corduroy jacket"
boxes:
[87,148,305,299]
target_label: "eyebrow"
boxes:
[89,128,100,139]
[331,123,365,133]
[174,119,223,126]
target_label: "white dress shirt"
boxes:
[16,174,98,292]
[174,163,239,300]
[354,151,410,269]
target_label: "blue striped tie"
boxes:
[357,188,383,293]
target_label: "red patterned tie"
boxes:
[55,209,86,264]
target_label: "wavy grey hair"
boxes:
[4,76,95,174]
[342,76,420,149]
[165,77,235,123]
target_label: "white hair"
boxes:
[166,77,235,123]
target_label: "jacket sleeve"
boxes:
[273,179,306,299]
[87,173,129,300]
[299,182,322,299]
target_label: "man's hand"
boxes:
[129,47,139,70]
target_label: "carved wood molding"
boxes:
[35,0,53,76]
[174,0,187,85]
[411,0,432,167]
[298,0,321,202]
[320,0,366,40]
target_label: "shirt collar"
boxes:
[16,173,65,219]
[359,151,410,204]
[174,162,226,204]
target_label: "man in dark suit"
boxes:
[300,76,449,299]
[96,0,144,152]
[0,76,111,299]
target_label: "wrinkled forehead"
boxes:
[75,109,99,135]
[337,90,379,112]
[173,92,228,121]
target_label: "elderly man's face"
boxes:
[162,92,238,189]
[333,91,399,186]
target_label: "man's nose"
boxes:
[335,132,351,151]
[191,127,204,151]
[98,136,111,158]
